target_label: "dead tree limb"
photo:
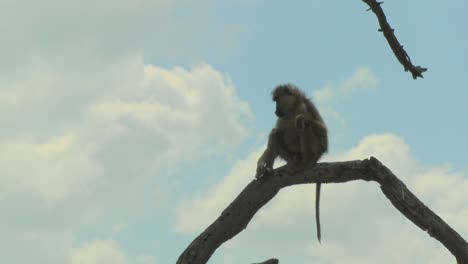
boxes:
[176,157,468,264]
[362,0,428,79]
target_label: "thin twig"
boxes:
[362,0,428,79]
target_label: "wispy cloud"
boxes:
[314,67,378,102]
[70,240,157,264]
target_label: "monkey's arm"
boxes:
[256,129,279,178]
[295,116,323,164]
[307,119,327,137]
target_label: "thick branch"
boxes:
[362,0,428,79]
[177,157,468,264]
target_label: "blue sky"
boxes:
[1,1,468,263]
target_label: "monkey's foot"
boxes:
[255,164,272,180]
[295,114,306,131]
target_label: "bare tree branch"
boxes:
[362,0,428,79]
[177,157,468,264]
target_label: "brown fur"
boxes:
[256,84,328,243]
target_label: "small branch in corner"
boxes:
[362,0,428,79]
[252,258,279,264]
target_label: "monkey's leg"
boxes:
[284,119,317,174]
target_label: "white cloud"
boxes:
[0,1,254,263]
[90,63,253,159]
[341,67,378,94]
[313,86,335,102]
[313,67,378,103]
[0,58,252,197]
[69,240,157,264]
[330,133,417,178]
[0,135,103,203]
[70,240,127,264]
[176,133,468,264]
[0,54,252,263]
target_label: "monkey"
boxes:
[256,84,328,243]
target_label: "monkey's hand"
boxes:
[295,115,306,133]
[255,163,272,179]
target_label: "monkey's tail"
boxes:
[316,183,322,244]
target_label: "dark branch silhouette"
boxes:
[177,157,468,264]
[362,0,428,79]
[252,259,278,264]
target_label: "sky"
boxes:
[1,0,468,263]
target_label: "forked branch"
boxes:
[362,0,428,79]
[177,157,468,264]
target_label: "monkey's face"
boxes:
[274,93,297,118]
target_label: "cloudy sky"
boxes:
[1,1,468,263]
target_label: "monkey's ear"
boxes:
[273,96,278,101]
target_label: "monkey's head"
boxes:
[272,84,303,118]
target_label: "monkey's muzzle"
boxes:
[275,107,285,118]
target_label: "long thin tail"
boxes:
[316,183,322,244]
